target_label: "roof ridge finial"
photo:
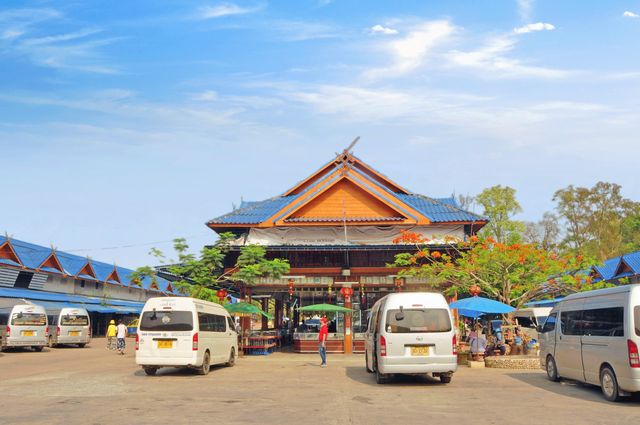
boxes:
[336,136,360,165]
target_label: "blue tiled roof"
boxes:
[207,159,487,226]
[208,195,299,224]
[0,235,178,295]
[396,194,486,223]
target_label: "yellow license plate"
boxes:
[157,340,173,349]
[22,331,34,336]
[69,331,79,336]
[410,346,429,356]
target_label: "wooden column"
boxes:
[344,293,353,355]
[261,298,269,330]
[275,298,283,329]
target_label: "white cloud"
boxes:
[193,90,219,101]
[1,29,23,39]
[370,24,398,35]
[623,11,639,18]
[364,20,455,80]
[517,0,534,22]
[197,3,262,19]
[446,34,570,79]
[513,22,555,34]
[270,20,340,41]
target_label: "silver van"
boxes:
[364,292,457,384]
[46,307,91,348]
[539,284,640,401]
[0,299,48,352]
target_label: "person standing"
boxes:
[106,320,117,350]
[116,320,128,355]
[318,315,328,367]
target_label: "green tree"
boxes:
[553,182,638,260]
[523,212,560,251]
[391,232,597,310]
[132,233,290,302]
[621,205,640,253]
[476,185,525,244]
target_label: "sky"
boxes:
[2,0,640,268]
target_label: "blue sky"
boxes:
[2,0,640,268]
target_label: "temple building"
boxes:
[206,148,488,353]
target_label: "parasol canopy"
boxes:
[449,296,515,315]
[297,303,354,313]
[225,302,274,320]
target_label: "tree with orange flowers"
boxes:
[391,231,605,310]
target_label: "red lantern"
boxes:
[340,287,354,299]
[216,288,227,301]
[469,284,481,297]
[288,278,295,299]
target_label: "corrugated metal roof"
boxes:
[207,160,487,226]
[0,235,178,295]
[622,251,640,274]
[593,257,621,281]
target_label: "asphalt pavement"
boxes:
[0,338,638,425]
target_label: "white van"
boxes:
[514,307,552,340]
[46,307,91,348]
[539,284,640,401]
[0,300,48,352]
[136,297,238,376]
[364,292,457,384]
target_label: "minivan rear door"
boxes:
[383,307,452,361]
[139,310,194,358]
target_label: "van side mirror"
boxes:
[536,325,543,333]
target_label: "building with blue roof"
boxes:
[590,250,640,284]
[0,235,180,335]
[204,148,488,353]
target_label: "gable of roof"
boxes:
[207,154,486,228]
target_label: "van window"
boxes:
[140,311,193,331]
[541,313,556,333]
[560,311,583,335]
[60,315,89,326]
[515,316,536,328]
[581,307,624,337]
[198,313,226,332]
[11,313,46,326]
[385,309,451,333]
[0,313,9,326]
[227,317,236,332]
[635,306,640,336]
[367,305,379,333]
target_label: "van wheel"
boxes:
[198,351,211,375]
[546,356,560,382]
[439,374,452,384]
[78,343,86,348]
[374,356,390,384]
[365,350,373,373]
[226,348,236,367]
[143,367,158,376]
[33,346,44,352]
[600,366,621,402]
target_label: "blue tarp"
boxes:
[449,296,515,315]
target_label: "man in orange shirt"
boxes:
[319,315,328,367]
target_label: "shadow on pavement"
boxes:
[345,366,445,387]
[132,365,226,378]
[507,372,640,405]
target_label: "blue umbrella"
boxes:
[449,296,515,315]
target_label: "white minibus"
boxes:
[364,292,457,384]
[46,307,91,348]
[0,299,48,352]
[539,284,640,401]
[514,307,552,340]
[136,297,238,376]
